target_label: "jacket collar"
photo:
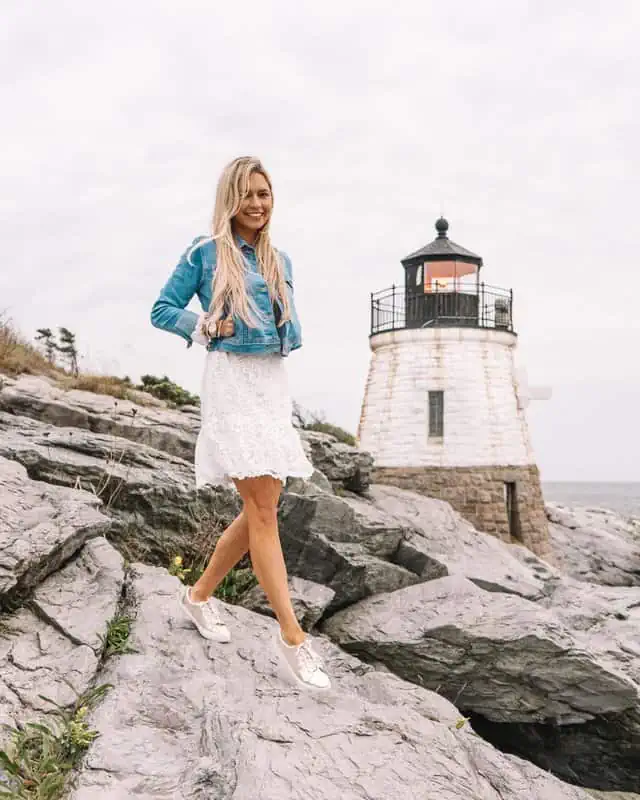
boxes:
[235,234,256,253]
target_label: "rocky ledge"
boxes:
[1,372,639,797]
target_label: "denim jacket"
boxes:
[150,236,303,356]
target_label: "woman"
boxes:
[150,156,330,690]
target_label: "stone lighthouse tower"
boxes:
[358,218,550,559]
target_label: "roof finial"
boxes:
[435,217,449,238]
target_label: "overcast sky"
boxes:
[2,1,639,481]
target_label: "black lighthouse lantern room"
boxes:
[401,217,483,328]
[369,218,514,334]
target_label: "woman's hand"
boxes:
[199,314,235,340]
[217,316,234,338]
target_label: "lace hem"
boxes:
[195,466,313,491]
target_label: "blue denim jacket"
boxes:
[150,236,303,356]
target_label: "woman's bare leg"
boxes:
[190,511,250,602]
[234,475,305,646]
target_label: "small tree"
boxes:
[57,327,79,376]
[292,400,308,429]
[35,327,58,364]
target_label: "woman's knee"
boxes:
[235,478,280,529]
[244,497,278,529]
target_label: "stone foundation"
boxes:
[373,464,551,560]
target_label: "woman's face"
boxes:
[234,171,273,235]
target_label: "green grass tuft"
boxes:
[0,684,111,799]
[99,614,134,657]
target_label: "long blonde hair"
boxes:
[190,157,291,328]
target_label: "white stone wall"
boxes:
[357,327,535,468]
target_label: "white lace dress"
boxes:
[193,325,314,490]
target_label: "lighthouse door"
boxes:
[504,482,521,541]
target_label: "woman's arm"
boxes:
[150,239,205,347]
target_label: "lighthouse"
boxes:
[358,218,551,559]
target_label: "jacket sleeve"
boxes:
[277,251,302,355]
[281,251,294,289]
[150,239,205,348]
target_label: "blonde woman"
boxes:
[151,157,330,690]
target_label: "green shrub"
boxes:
[213,567,258,603]
[303,421,356,446]
[292,401,357,446]
[169,555,257,605]
[137,374,199,407]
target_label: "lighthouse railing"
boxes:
[370,284,514,335]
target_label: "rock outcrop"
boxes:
[0,374,372,494]
[0,534,124,730]
[0,459,592,799]
[3,373,640,795]
[237,575,336,630]
[0,411,241,566]
[0,373,199,461]
[277,491,421,614]
[321,576,638,724]
[66,564,591,800]
[301,429,373,493]
[0,456,112,605]
[321,571,640,791]
[364,485,548,599]
[547,503,640,586]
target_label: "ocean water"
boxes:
[542,482,640,519]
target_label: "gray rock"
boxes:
[321,575,638,726]
[0,607,99,730]
[278,491,420,613]
[0,374,199,461]
[538,579,640,687]
[0,375,375,497]
[0,408,392,600]
[0,456,112,604]
[506,541,561,584]
[367,484,547,599]
[286,467,334,496]
[236,575,336,631]
[547,503,640,586]
[0,412,241,567]
[470,709,640,795]
[333,490,414,558]
[322,573,640,791]
[68,564,591,800]
[0,537,124,729]
[32,537,125,652]
[0,373,17,389]
[300,429,374,493]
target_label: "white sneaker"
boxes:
[275,628,331,690]
[177,585,231,643]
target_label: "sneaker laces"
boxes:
[296,638,324,675]
[200,597,223,628]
